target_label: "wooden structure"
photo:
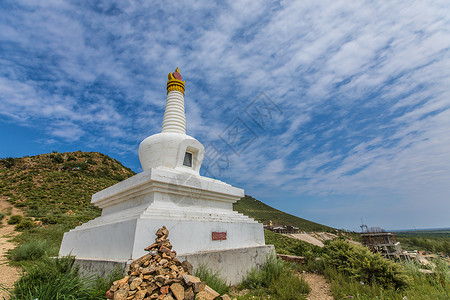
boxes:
[360,225,411,261]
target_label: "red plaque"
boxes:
[212,232,227,241]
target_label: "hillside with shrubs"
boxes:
[0,151,135,228]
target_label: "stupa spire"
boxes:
[162,67,186,134]
[138,67,204,173]
[167,67,185,95]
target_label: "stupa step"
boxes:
[92,169,243,211]
[69,206,257,233]
[141,211,257,222]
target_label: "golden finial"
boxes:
[167,67,185,95]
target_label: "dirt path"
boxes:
[286,233,325,247]
[301,272,334,300]
[0,198,22,299]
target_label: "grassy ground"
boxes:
[196,256,311,300]
[238,255,310,299]
[264,229,323,258]
[4,256,123,300]
[297,240,450,300]
[265,231,449,299]
[323,259,449,300]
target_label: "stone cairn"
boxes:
[106,226,231,300]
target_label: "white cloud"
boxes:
[1,0,449,229]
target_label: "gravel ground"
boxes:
[0,199,22,300]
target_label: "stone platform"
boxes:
[178,245,275,284]
[74,245,274,285]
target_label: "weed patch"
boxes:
[8,240,49,261]
[89,267,124,298]
[11,256,111,300]
[240,256,310,299]
[14,219,36,231]
[7,215,22,225]
[12,224,71,258]
[195,265,229,295]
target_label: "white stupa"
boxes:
[59,68,273,284]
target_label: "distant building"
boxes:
[360,225,412,261]
[264,225,300,234]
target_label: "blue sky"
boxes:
[1,1,449,231]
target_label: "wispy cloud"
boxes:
[1,0,449,230]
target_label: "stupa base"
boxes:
[73,245,275,285]
[59,168,266,259]
[59,168,271,284]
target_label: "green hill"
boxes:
[233,195,334,232]
[0,151,136,229]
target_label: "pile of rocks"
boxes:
[106,226,231,300]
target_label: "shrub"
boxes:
[7,215,23,225]
[241,255,310,299]
[324,266,396,299]
[269,273,310,300]
[41,215,60,225]
[89,267,124,298]
[86,158,96,165]
[12,256,97,300]
[9,239,49,261]
[0,212,5,222]
[242,255,286,289]
[50,154,64,163]
[15,219,36,231]
[325,256,450,300]
[302,257,325,274]
[322,240,410,289]
[0,157,16,168]
[195,265,229,295]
